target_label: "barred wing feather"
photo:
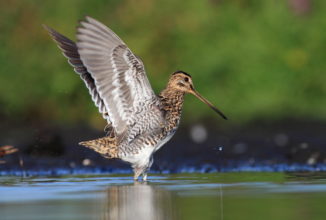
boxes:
[76,16,156,138]
[44,25,109,122]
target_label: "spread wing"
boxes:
[76,16,156,138]
[44,25,110,122]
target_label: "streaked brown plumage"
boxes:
[44,16,227,181]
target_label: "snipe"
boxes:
[45,16,227,181]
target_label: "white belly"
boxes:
[121,131,176,168]
[121,145,154,168]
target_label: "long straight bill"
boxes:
[191,90,228,120]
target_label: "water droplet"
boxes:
[214,146,223,151]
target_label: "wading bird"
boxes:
[45,16,227,181]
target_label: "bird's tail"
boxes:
[79,135,119,159]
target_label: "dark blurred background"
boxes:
[0,0,325,173]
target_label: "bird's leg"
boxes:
[134,167,149,181]
[142,173,148,181]
[142,156,153,181]
[133,157,153,181]
[133,167,143,181]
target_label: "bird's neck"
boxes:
[159,88,185,131]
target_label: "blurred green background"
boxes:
[0,0,325,130]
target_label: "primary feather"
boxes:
[43,24,109,122]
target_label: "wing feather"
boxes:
[76,16,156,139]
[43,25,110,122]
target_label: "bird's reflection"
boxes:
[103,182,175,220]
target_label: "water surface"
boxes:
[1,173,326,220]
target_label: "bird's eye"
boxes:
[184,77,189,82]
[177,82,185,87]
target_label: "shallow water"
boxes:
[1,173,326,220]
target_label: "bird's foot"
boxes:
[133,172,148,182]
[142,173,148,182]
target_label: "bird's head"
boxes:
[168,71,194,93]
[168,70,227,120]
